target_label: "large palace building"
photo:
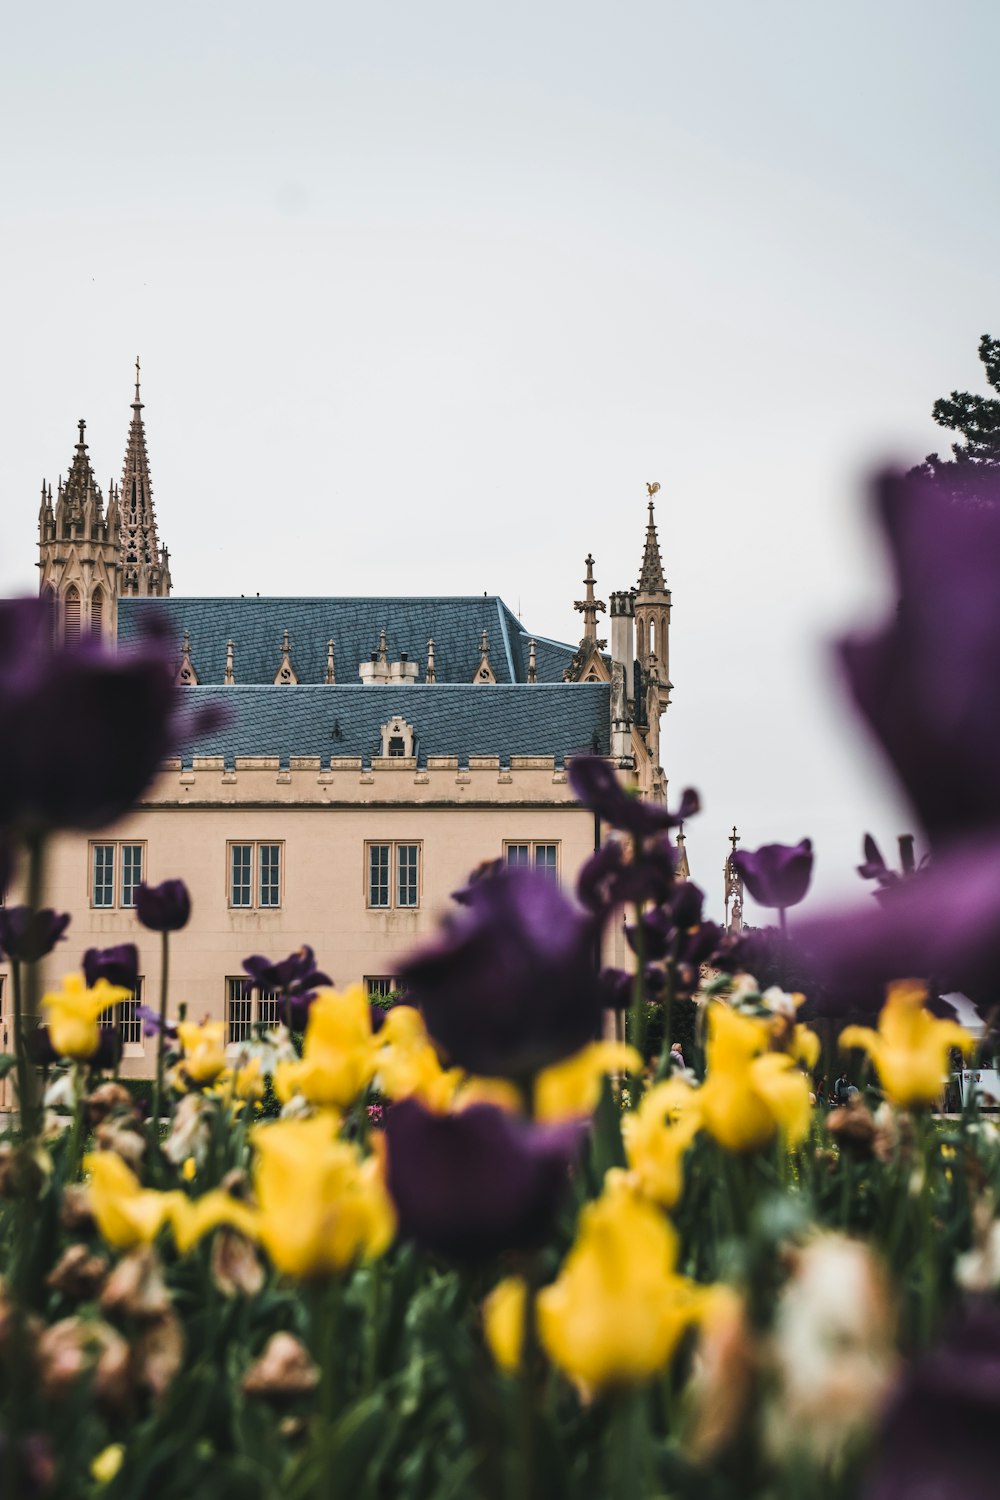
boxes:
[11,365,677,1076]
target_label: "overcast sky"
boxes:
[3,1,998,919]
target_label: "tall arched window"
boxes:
[91,588,104,638]
[649,619,656,659]
[63,586,81,645]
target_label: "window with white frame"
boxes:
[366,842,421,909]
[226,978,282,1043]
[504,841,559,881]
[90,841,145,909]
[228,842,283,910]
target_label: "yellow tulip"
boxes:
[84,1152,184,1250]
[535,1041,642,1123]
[176,1020,227,1085]
[699,1004,811,1153]
[840,980,974,1109]
[536,1172,713,1394]
[170,1186,259,1255]
[373,1005,462,1111]
[42,974,129,1060]
[90,1444,125,1485]
[274,985,376,1108]
[622,1078,701,1208]
[251,1114,395,1278]
[483,1276,528,1373]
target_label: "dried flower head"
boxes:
[242,1332,320,1402]
[46,1244,109,1302]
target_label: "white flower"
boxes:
[760,986,799,1022]
[765,1234,898,1463]
[43,1071,79,1112]
[162,1093,211,1167]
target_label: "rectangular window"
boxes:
[91,841,146,909]
[505,841,560,881]
[368,844,391,908]
[226,977,281,1043]
[230,844,252,908]
[397,844,419,908]
[228,842,283,910]
[365,976,397,999]
[121,844,143,908]
[259,844,281,908]
[99,978,143,1049]
[367,842,421,909]
[92,844,115,908]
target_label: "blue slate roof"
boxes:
[179,683,610,768]
[118,596,579,686]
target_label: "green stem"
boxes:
[17,831,47,1137]
[151,930,170,1135]
[64,1064,86,1181]
[10,960,30,1140]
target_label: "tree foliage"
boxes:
[919,333,1000,475]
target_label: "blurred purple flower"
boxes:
[136,1003,178,1040]
[865,1298,1000,1500]
[94,1025,123,1071]
[576,836,676,913]
[731,839,813,910]
[135,878,190,933]
[399,867,603,1078]
[0,907,70,963]
[568,755,699,839]
[384,1097,582,1259]
[82,943,138,992]
[242,944,331,1028]
[798,835,1000,1016]
[0,598,218,836]
[841,467,1000,849]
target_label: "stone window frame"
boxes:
[503,840,560,882]
[89,839,147,910]
[379,715,416,758]
[225,978,283,1043]
[365,975,399,1000]
[227,841,284,911]
[365,841,422,910]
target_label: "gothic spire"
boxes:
[60,419,105,531]
[119,357,170,596]
[637,488,666,595]
[574,553,606,643]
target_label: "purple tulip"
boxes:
[0,906,70,963]
[797,834,1000,1017]
[841,467,1000,849]
[568,755,699,839]
[242,944,331,1028]
[82,943,139,993]
[576,835,676,914]
[136,1003,178,1040]
[94,1025,123,1071]
[731,839,813,911]
[398,867,604,1078]
[0,598,218,836]
[135,879,191,933]
[865,1298,1000,1500]
[384,1098,582,1259]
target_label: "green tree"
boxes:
[919,333,1000,475]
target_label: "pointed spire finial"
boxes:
[637,487,667,595]
[134,355,141,405]
[574,551,606,643]
[77,419,86,446]
[325,639,336,685]
[377,627,388,664]
[527,638,537,684]
[224,639,236,685]
[426,638,436,684]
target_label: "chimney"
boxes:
[609,590,635,707]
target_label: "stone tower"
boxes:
[119,359,171,598]
[634,486,672,771]
[37,360,171,641]
[37,419,121,643]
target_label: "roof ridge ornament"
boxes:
[224,639,236,685]
[325,638,336,685]
[473,627,496,684]
[176,629,199,686]
[274,627,298,685]
[527,639,537,684]
[426,637,436,684]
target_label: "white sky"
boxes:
[3,1,998,919]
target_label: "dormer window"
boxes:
[379,716,415,758]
